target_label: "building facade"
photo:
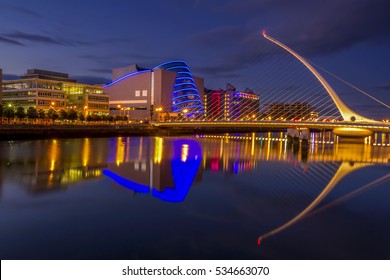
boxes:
[263,102,317,120]
[1,69,109,115]
[204,84,260,120]
[103,60,204,120]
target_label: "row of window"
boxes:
[38,92,65,98]
[88,96,109,102]
[88,103,109,109]
[3,91,36,98]
[135,90,148,97]
[38,100,65,106]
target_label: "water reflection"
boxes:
[103,139,202,202]
[1,133,389,198]
[1,133,390,259]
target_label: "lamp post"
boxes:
[155,106,163,121]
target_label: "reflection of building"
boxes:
[105,137,203,202]
[5,138,109,193]
[103,60,204,120]
[263,102,317,120]
[2,69,109,115]
[204,84,260,120]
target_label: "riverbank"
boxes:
[0,123,287,140]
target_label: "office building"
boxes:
[2,69,109,115]
[204,84,260,120]
[263,102,318,120]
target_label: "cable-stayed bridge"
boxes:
[152,32,390,139]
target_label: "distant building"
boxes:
[263,102,317,120]
[204,83,260,120]
[103,60,204,120]
[1,69,109,115]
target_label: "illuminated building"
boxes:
[103,60,204,120]
[1,69,109,115]
[204,83,260,120]
[263,102,317,120]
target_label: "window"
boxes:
[135,90,140,97]
[142,90,147,97]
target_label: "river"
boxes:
[0,133,389,259]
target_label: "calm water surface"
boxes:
[0,133,389,259]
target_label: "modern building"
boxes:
[204,83,260,120]
[103,60,204,120]
[1,69,109,115]
[263,102,318,120]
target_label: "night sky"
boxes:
[1,0,389,117]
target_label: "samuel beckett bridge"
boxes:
[152,32,390,141]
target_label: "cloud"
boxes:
[87,68,112,74]
[0,4,42,18]
[0,35,24,46]
[1,32,90,46]
[70,75,111,85]
[2,73,20,80]
[191,0,390,63]
[190,26,248,49]
[374,84,390,91]
[80,52,169,72]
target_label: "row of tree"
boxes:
[0,105,128,123]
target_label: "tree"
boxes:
[3,105,15,122]
[59,109,68,120]
[38,109,46,121]
[27,107,38,122]
[0,104,3,119]
[78,112,85,122]
[15,107,26,121]
[47,108,58,123]
[68,109,78,121]
[52,112,59,122]
[86,115,93,122]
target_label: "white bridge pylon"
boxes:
[262,31,375,123]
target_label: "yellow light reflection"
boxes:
[116,137,125,166]
[82,138,90,167]
[154,137,163,164]
[49,139,58,171]
[181,144,189,162]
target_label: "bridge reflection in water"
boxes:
[1,133,389,256]
[2,132,389,196]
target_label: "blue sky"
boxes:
[1,0,389,117]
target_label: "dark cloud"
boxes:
[190,26,248,49]
[192,0,390,59]
[192,64,241,79]
[80,52,169,72]
[2,73,20,80]
[0,35,24,46]
[70,75,111,85]
[0,4,42,18]
[87,68,112,74]
[374,85,390,91]
[1,32,89,46]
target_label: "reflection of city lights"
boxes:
[116,137,125,166]
[154,137,163,164]
[82,138,90,167]
[49,139,58,171]
[181,144,189,162]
